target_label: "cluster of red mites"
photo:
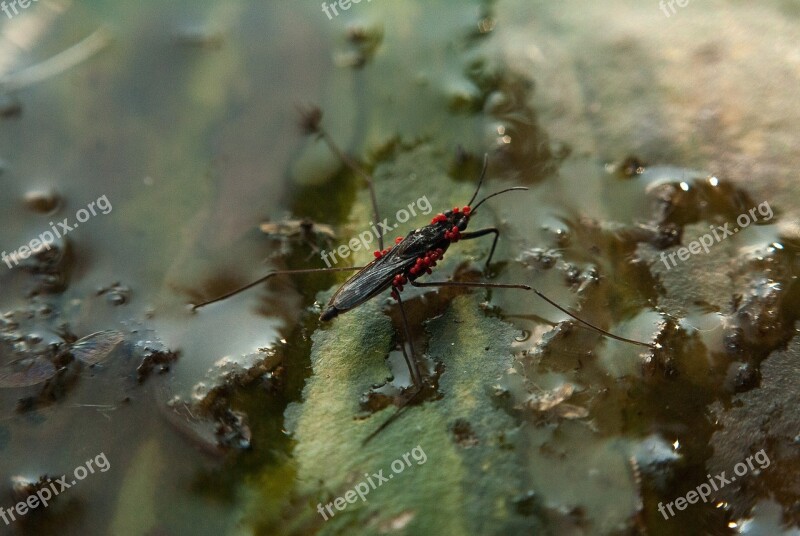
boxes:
[389,248,446,300]
[390,272,408,300]
[431,207,471,242]
[410,248,444,276]
[430,206,471,225]
[374,236,407,259]
[373,247,392,259]
[392,274,408,290]
[444,226,461,241]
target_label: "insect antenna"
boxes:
[466,153,490,207]
[470,187,529,214]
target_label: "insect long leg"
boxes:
[408,279,656,348]
[395,292,423,388]
[363,292,424,444]
[192,266,365,311]
[318,130,382,247]
[297,105,383,248]
[458,227,500,269]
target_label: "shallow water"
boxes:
[0,1,798,535]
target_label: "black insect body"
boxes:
[321,204,477,320]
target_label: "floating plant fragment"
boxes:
[0,356,56,388]
[70,330,125,366]
[259,218,335,241]
[519,383,589,419]
[259,218,336,257]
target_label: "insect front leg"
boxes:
[458,227,500,270]
[191,266,365,310]
[297,106,385,250]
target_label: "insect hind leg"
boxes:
[363,292,425,444]
[407,279,655,349]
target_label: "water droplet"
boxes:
[23,189,60,214]
[514,330,531,342]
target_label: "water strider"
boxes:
[192,107,656,441]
